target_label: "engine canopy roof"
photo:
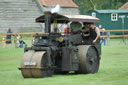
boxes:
[36,13,100,23]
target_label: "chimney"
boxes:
[44,11,52,33]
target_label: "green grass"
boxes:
[0,40,128,85]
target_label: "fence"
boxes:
[0,29,128,47]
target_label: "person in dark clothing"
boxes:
[5,28,13,48]
[81,23,90,44]
[81,23,90,38]
[82,23,100,45]
[89,23,100,44]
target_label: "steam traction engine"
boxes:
[19,12,101,78]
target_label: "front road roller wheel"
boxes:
[77,45,100,74]
[19,51,53,78]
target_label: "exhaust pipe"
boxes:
[44,11,51,33]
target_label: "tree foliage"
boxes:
[73,0,128,14]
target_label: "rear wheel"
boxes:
[77,45,100,74]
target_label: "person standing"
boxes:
[5,28,13,48]
[17,34,21,48]
[64,27,69,35]
[98,25,103,35]
[89,23,100,44]
[98,25,102,30]
[100,28,106,46]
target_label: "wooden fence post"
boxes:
[106,35,109,45]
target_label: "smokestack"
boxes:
[44,11,51,33]
[43,5,60,33]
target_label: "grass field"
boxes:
[0,39,128,85]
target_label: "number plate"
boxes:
[24,62,37,66]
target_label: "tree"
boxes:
[73,0,128,14]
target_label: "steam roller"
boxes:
[19,12,101,78]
